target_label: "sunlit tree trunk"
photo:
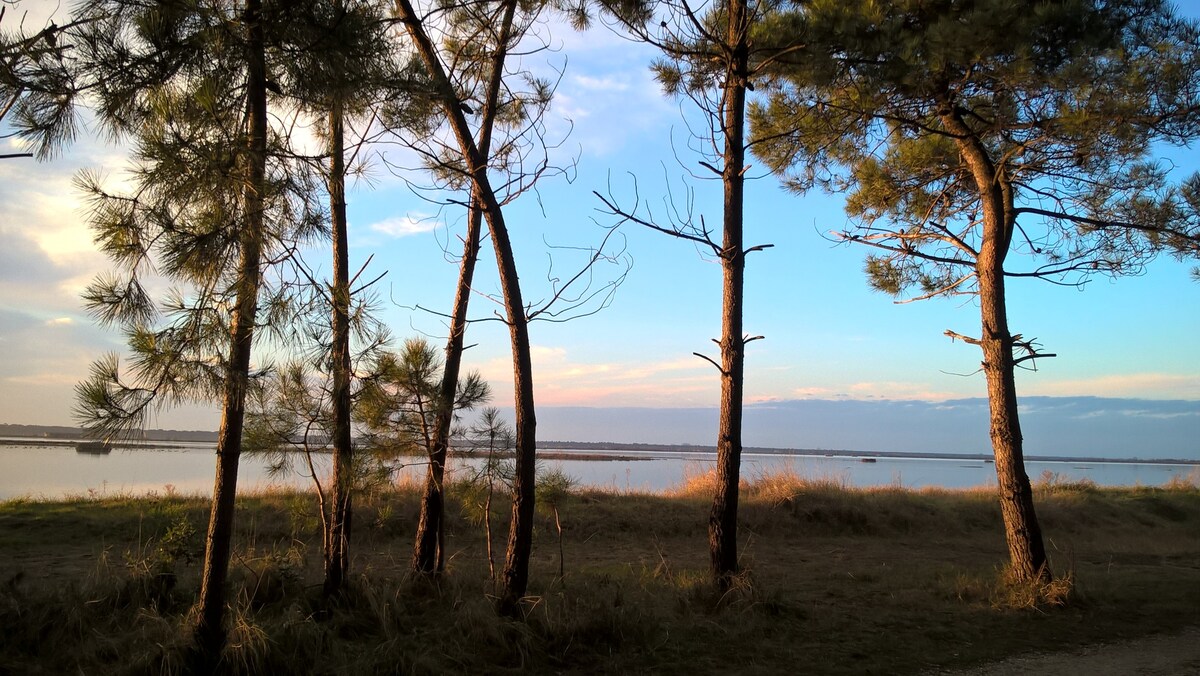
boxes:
[977,255,1049,583]
[709,0,750,591]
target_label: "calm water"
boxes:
[1,438,1195,501]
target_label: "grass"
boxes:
[1,470,1198,674]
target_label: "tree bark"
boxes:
[394,0,537,614]
[940,102,1050,584]
[709,0,750,592]
[325,98,353,595]
[194,0,267,657]
[977,260,1049,583]
[412,0,517,576]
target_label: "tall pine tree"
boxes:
[72,0,321,656]
[598,0,798,590]
[752,0,1200,584]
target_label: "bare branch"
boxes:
[693,351,725,374]
[895,271,975,304]
[593,184,720,254]
[944,329,981,346]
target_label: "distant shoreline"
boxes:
[2,425,1195,466]
[0,423,217,443]
[539,441,1200,466]
[0,438,190,450]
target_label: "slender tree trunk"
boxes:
[484,448,496,588]
[394,0,536,614]
[194,0,267,657]
[325,98,353,595]
[494,202,537,617]
[413,0,517,575]
[709,0,750,592]
[941,102,1050,584]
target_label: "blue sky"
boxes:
[1,1,1197,459]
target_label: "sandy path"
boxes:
[935,626,1200,675]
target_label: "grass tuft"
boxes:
[954,565,1076,611]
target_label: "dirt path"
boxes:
[936,626,1200,675]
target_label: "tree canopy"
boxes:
[0,2,80,159]
[752,0,1200,298]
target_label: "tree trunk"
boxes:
[193,0,267,657]
[709,0,750,592]
[977,265,1049,583]
[940,102,1050,584]
[412,0,517,575]
[325,98,353,595]
[394,0,537,614]
[495,209,537,617]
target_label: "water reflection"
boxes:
[0,440,1195,501]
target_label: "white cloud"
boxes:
[788,386,840,399]
[368,215,439,238]
[573,74,630,92]
[785,372,1200,406]
[44,317,73,327]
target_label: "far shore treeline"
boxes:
[3,423,1197,466]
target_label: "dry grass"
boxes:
[1,471,1198,674]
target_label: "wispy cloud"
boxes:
[549,53,674,158]
[573,74,630,92]
[368,214,439,238]
[789,381,964,402]
[478,345,714,407]
[1024,373,1200,400]
[2,372,82,386]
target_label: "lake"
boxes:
[1,438,1195,501]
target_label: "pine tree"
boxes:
[751,0,1200,584]
[597,0,798,591]
[71,0,321,657]
[402,0,530,578]
[356,338,490,467]
[273,0,398,596]
[391,0,541,612]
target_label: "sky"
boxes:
[1,0,1198,460]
